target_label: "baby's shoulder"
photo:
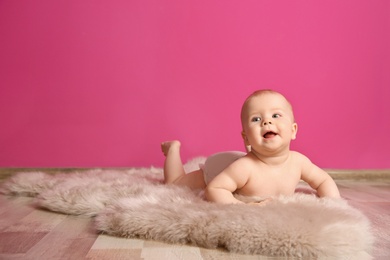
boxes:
[232,154,256,166]
[227,154,259,171]
[289,151,312,164]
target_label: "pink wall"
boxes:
[1,0,389,169]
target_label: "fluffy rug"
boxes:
[1,158,374,258]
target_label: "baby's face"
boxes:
[241,93,297,155]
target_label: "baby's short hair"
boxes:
[240,89,295,126]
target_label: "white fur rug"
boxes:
[1,158,374,258]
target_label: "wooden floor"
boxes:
[0,179,390,259]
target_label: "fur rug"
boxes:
[1,158,374,258]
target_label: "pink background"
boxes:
[1,0,389,169]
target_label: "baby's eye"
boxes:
[251,117,261,122]
[272,114,281,118]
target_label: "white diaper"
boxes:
[201,151,246,184]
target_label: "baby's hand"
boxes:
[248,198,273,206]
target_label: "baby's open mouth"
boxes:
[263,131,277,138]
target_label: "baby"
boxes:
[161,89,340,205]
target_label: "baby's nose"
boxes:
[262,120,272,126]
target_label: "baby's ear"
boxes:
[241,131,251,152]
[241,131,249,145]
[291,123,298,140]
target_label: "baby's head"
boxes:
[240,89,295,124]
[240,89,297,152]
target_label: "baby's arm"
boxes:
[299,154,340,198]
[205,159,250,204]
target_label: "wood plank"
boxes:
[0,232,48,254]
[89,235,144,249]
[86,249,143,260]
[340,186,389,202]
[338,182,390,201]
[347,200,390,258]
[87,235,144,259]
[25,215,97,259]
[0,253,27,260]
[140,244,203,260]
[0,196,36,231]
[3,209,67,233]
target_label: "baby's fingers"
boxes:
[248,198,273,206]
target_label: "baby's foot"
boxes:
[161,140,181,156]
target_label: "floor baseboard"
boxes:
[325,169,390,180]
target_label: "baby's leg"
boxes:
[161,140,206,189]
[161,140,185,184]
